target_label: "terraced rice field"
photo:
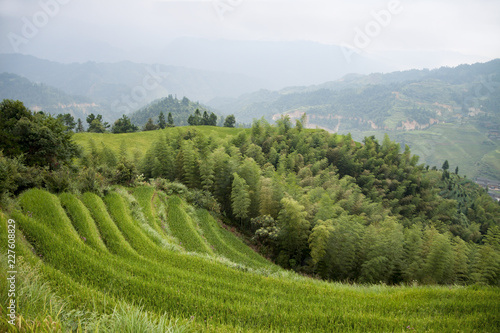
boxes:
[1,187,499,332]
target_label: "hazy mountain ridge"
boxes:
[0,72,108,121]
[0,53,265,120]
[212,59,500,128]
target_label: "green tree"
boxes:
[442,160,449,171]
[422,228,454,284]
[86,114,109,133]
[56,113,76,131]
[158,111,166,129]
[143,118,158,131]
[76,118,84,132]
[182,141,201,188]
[278,197,310,265]
[224,114,236,128]
[167,112,174,127]
[309,219,334,267]
[202,111,210,125]
[360,217,404,284]
[237,158,262,218]
[209,112,218,126]
[231,173,251,222]
[112,115,138,133]
[0,100,80,169]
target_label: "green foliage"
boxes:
[0,99,80,169]
[56,113,76,131]
[223,114,236,128]
[187,109,217,126]
[86,113,110,133]
[231,173,251,221]
[277,197,310,266]
[158,111,167,129]
[112,115,139,133]
[143,117,159,131]
[129,95,210,127]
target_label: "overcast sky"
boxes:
[1,0,499,70]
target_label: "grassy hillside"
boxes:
[1,188,498,332]
[73,126,245,159]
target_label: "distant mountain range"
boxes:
[0,72,107,121]
[0,53,264,118]
[210,59,500,127]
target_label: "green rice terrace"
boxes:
[0,186,499,332]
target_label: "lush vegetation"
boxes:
[129,95,216,128]
[1,99,499,332]
[214,59,500,181]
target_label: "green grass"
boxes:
[73,126,245,159]
[195,209,274,270]
[2,189,499,332]
[165,195,213,254]
[59,192,108,252]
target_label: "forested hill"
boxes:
[128,95,214,127]
[209,59,500,181]
[211,59,500,129]
[0,72,107,121]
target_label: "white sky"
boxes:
[0,0,499,66]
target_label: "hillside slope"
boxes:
[1,188,498,332]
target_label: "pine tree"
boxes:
[442,160,449,171]
[143,118,158,131]
[167,112,174,127]
[158,111,166,129]
[76,118,84,132]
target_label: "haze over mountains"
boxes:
[2,52,498,182]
